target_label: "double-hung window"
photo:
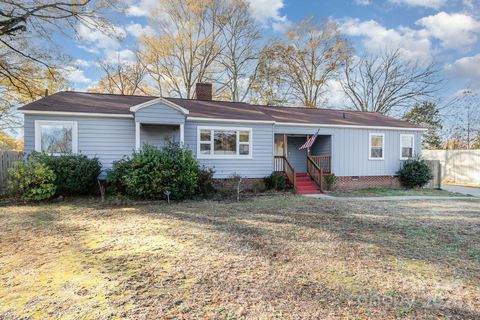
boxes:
[198,127,252,159]
[35,120,78,155]
[400,134,415,160]
[369,133,384,160]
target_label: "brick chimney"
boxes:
[195,83,212,101]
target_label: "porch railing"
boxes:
[274,155,296,189]
[307,155,323,191]
[309,155,331,174]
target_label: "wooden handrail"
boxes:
[284,157,296,189]
[274,155,296,189]
[309,155,331,174]
[307,155,323,191]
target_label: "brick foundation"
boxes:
[335,176,400,191]
[213,178,266,193]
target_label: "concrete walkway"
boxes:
[442,185,480,197]
[303,194,477,201]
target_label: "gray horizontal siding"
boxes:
[275,125,423,176]
[330,128,422,176]
[140,124,179,149]
[311,135,331,155]
[184,121,274,178]
[135,102,185,124]
[24,115,135,169]
[24,113,423,179]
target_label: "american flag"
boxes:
[299,130,319,150]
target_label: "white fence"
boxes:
[423,149,480,185]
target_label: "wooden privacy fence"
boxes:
[0,151,24,193]
[423,150,480,185]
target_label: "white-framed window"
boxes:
[369,133,384,160]
[400,134,415,160]
[197,126,252,159]
[34,120,78,155]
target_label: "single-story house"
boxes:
[18,83,425,193]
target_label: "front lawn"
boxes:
[330,187,466,197]
[1,196,479,319]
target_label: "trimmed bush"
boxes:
[107,157,132,195]
[29,152,101,196]
[264,172,286,191]
[397,157,433,189]
[107,144,199,200]
[323,175,337,191]
[197,166,216,198]
[8,161,56,201]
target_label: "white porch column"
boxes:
[135,122,141,151]
[180,123,185,145]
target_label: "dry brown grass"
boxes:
[0,196,479,319]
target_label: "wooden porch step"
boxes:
[295,173,321,195]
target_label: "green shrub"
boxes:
[8,161,56,201]
[323,175,337,191]
[107,144,199,200]
[264,172,286,191]
[397,157,433,189]
[197,166,216,197]
[107,157,132,195]
[29,152,101,196]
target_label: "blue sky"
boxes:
[58,0,480,104]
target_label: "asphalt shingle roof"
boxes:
[18,91,423,129]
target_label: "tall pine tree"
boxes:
[403,102,443,149]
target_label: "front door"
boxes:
[287,136,307,173]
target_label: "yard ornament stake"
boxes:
[164,190,171,204]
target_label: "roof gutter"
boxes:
[187,116,275,124]
[275,121,428,131]
[19,110,427,131]
[19,110,134,118]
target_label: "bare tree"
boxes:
[137,47,166,97]
[265,18,351,108]
[90,55,151,95]
[249,46,290,106]
[0,0,114,129]
[216,0,261,102]
[443,90,480,149]
[341,50,441,114]
[140,0,229,99]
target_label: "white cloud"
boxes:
[64,67,92,84]
[417,12,480,51]
[445,54,480,89]
[340,18,433,63]
[73,59,92,68]
[77,22,126,50]
[246,0,289,32]
[247,0,285,23]
[354,0,371,5]
[389,0,447,9]
[105,49,136,63]
[324,79,348,107]
[126,23,156,38]
[126,0,159,17]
